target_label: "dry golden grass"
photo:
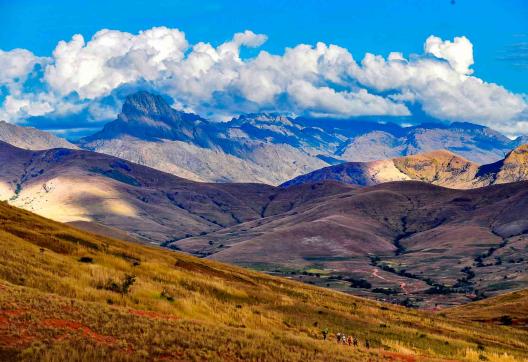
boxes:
[0,201,526,361]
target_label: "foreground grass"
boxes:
[0,201,526,361]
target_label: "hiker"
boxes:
[365,339,370,349]
[353,336,358,347]
[347,335,352,346]
[322,328,328,340]
[336,332,342,343]
[341,334,347,344]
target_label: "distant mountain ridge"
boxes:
[75,91,526,184]
[2,91,526,185]
[0,120,77,150]
[283,145,528,189]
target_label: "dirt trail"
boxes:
[371,268,387,281]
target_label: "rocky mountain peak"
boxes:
[121,91,175,119]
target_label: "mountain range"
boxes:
[74,91,526,184]
[1,91,526,185]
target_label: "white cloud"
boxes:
[44,27,188,99]
[0,28,526,136]
[347,37,526,132]
[0,49,42,86]
[424,35,474,75]
[287,80,409,117]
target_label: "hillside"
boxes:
[0,141,276,243]
[0,201,527,361]
[282,146,528,189]
[172,181,528,307]
[0,121,77,151]
[445,289,528,329]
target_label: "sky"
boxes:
[0,0,527,138]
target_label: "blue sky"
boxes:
[0,0,527,138]
[1,0,526,92]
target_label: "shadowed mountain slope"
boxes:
[0,201,526,361]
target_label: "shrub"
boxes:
[348,278,372,289]
[498,315,513,326]
[103,274,136,295]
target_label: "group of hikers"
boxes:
[321,328,369,349]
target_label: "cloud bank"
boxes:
[0,27,527,135]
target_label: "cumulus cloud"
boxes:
[44,27,188,99]
[0,27,526,136]
[424,35,474,75]
[0,49,43,86]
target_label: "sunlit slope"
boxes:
[445,289,528,329]
[0,201,526,361]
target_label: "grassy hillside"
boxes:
[445,289,528,329]
[0,201,526,361]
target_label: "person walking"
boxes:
[365,339,370,349]
[353,336,358,347]
[322,327,328,340]
[347,335,352,346]
[336,332,342,344]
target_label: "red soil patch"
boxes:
[0,309,25,317]
[0,314,35,347]
[128,308,179,321]
[41,319,117,345]
[382,351,417,362]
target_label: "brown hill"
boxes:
[172,181,528,308]
[0,120,78,151]
[283,145,528,189]
[0,141,276,243]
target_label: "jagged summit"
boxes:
[121,91,176,119]
[81,91,210,143]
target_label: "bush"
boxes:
[498,315,513,326]
[372,288,399,295]
[348,278,372,289]
[103,274,136,295]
